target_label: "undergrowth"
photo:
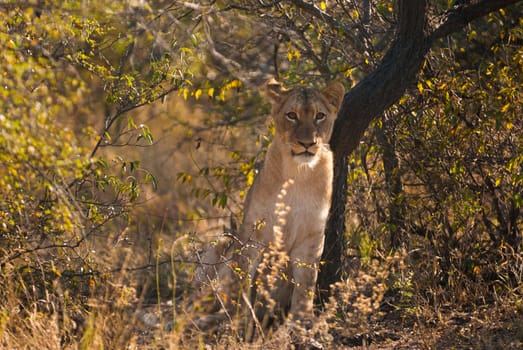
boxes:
[1,241,521,349]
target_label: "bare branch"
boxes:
[202,18,243,73]
[88,85,179,159]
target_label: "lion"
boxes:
[194,79,345,332]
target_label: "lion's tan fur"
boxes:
[195,79,345,326]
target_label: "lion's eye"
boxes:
[286,112,298,121]
[315,112,326,122]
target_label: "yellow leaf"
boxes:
[207,87,214,98]
[246,169,255,186]
[398,95,409,105]
[229,79,242,88]
[319,1,326,11]
[194,89,202,100]
[286,49,301,62]
[501,103,510,113]
[180,47,193,55]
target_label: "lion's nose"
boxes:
[298,140,317,149]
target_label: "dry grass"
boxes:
[1,235,522,349]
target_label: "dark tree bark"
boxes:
[318,0,522,301]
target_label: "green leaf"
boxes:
[145,173,158,190]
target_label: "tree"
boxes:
[319,0,522,296]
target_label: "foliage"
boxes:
[346,8,522,301]
[1,4,92,274]
[0,1,192,293]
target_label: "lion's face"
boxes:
[266,80,345,165]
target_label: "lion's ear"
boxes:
[265,78,288,104]
[322,82,345,110]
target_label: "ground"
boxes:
[133,296,523,349]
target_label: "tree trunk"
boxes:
[317,153,348,300]
[318,0,429,300]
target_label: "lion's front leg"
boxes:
[289,261,318,320]
[288,233,325,320]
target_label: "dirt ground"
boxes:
[134,298,523,349]
[338,308,523,349]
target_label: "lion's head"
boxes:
[266,79,345,165]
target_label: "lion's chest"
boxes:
[244,165,331,248]
[280,178,329,242]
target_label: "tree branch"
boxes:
[289,0,364,52]
[88,82,180,161]
[429,0,522,42]
[330,0,429,157]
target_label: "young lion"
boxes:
[195,79,345,328]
